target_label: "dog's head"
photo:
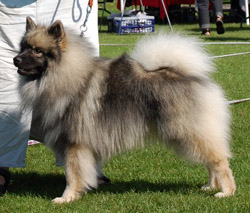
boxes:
[13,17,66,79]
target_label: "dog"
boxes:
[13,17,236,203]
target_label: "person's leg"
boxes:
[211,0,223,17]
[197,0,211,35]
[0,0,36,195]
[0,168,8,185]
[0,108,31,195]
[0,168,10,196]
[211,0,225,34]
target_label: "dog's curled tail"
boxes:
[131,33,214,78]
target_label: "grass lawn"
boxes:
[1,5,250,213]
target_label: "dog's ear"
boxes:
[26,16,37,32]
[48,20,65,41]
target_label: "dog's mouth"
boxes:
[17,68,44,77]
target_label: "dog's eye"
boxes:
[33,48,43,54]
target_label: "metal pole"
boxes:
[160,0,174,32]
[212,51,250,59]
[120,0,124,14]
[245,0,249,25]
[119,0,127,34]
[139,0,145,13]
[228,98,250,104]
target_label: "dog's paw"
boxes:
[214,192,234,198]
[214,192,227,198]
[201,184,216,191]
[52,197,73,204]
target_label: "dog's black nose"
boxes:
[13,56,22,65]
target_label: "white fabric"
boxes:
[0,0,99,167]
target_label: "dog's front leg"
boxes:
[53,144,98,204]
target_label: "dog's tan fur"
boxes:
[15,17,236,203]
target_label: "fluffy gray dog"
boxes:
[13,17,236,203]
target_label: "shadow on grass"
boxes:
[96,180,200,195]
[8,172,66,199]
[8,172,203,199]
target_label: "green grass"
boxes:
[1,9,250,213]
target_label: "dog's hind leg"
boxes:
[53,144,97,204]
[190,135,236,197]
[205,157,236,198]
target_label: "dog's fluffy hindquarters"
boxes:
[14,17,236,203]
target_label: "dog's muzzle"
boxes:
[13,56,43,77]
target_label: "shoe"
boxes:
[0,168,11,196]
[216,16,225,34]
[201,28,211,36]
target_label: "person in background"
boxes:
[197,0,225,35]
[0,0,101,196]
